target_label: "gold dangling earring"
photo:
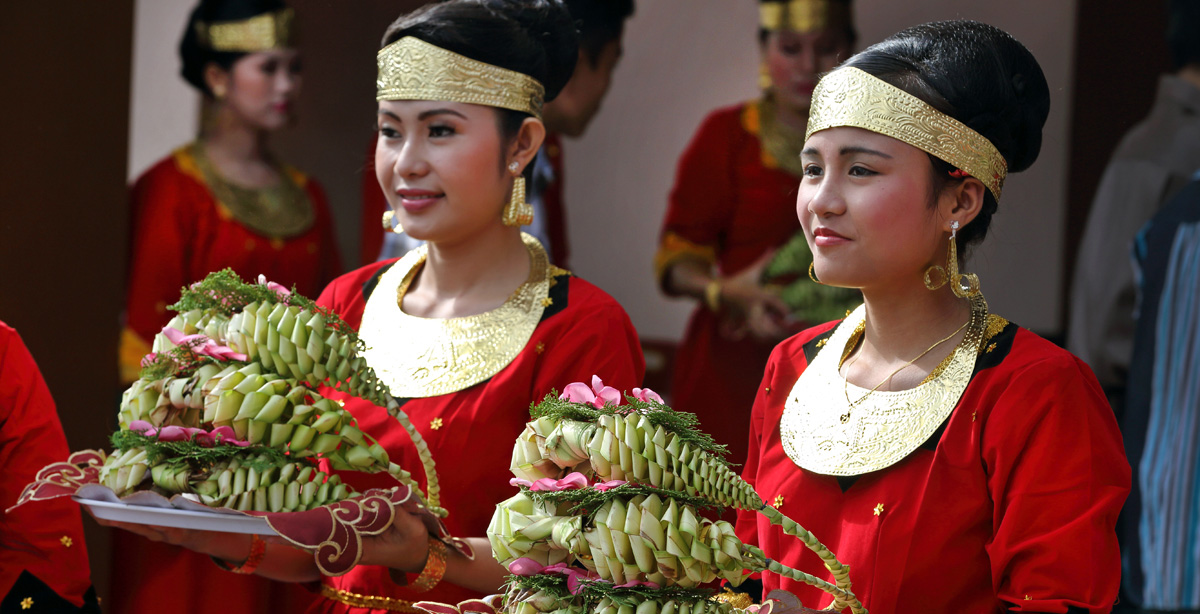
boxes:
[945,221,981,298]
[502,161,533,227]
[382,210,404,234]
[759,60,772,91]
[809,262,825,285]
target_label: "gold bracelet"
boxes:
[704,279,723,312]
[212,534,266,575]
[409,539,448,593]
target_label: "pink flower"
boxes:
[509,471,589,492]
[594,479,627,492]
[128,420,251,447]
[162,327,248,362]
[257,274,291,299]
[632,387,664,404]
[559,375,622,408]
[140,352,158,367]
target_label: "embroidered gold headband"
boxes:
[806,67,1007,199]
[196,8,295,52]
[759,0,850,33]
[376,36,545,119]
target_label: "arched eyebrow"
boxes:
[376,108,468,121]
[801,145,893,158]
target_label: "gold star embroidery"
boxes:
[816,339,827,348]
[535,342,545,354]
[60,535,73,547]
[1024,595,1031,601]
[773,495,784,507]
[21,597,33,610]
[541,297,553,307]
[429,418,443,431]
[972,411,978,422]
[270,238,285,250]
[764,386,771,394]
[873,503,884,516]
[986,342,997,353]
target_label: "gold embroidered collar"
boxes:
[359,234,550,398]
[185,143,314,239]
[780,295,991,476]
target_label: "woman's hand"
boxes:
[718,251,791,342]
[357,502,434,573]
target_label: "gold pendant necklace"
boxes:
[839,318,970,423]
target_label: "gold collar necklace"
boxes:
[780,294,988,476]
[358,233,551,398]
[189,142,314,239]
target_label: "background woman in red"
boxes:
[654,0,858,466]
[736,21,1129,613]
[102,2,645,612]
[114,1,339,612]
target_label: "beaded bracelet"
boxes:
[212,534,266,575]
[409,539,448,593]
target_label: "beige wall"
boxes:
[564,0,1077,339]
[127,0,1078,337]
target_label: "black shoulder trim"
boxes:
[539,273,571,323]
[726,577,763,602]
[2,570,100,613]
[801,326,839,363]
[835,475,861,492]
[361,262,396,303]
[972,322,1018,376]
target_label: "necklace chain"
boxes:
[839,318,971,423]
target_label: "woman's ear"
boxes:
[507,117,546,173]
[941,176,986,231]
[204,62,230,99]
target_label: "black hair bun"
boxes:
[495,0,578,100]
[844,20,1050,174]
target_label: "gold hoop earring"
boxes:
[502,161,533,227]
[382,210,404,235]
[212,84,227,100]
[925,221,980,297]
[759,60,772,91]
[809,262,825,285]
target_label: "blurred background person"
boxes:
[653,0,859,465]
[1067,0,1200,417]
[114,0,339,611]
[362,0,635,270]
[1121,171,1200,613]
[1,320,98,613]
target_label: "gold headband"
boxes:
[376,37,545,119]
[196,8,295,52]
[759,0,850,32]
[806,67,1007,199]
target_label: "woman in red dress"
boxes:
[0,321,98,612]
[104,2,644,612]
[735,21,1130,614]
[114,1,339,612]
[655,0,858,466]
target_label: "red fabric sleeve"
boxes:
[981,344,1129,613]
[0,322,93,606]
[124,159,198,346]
[661,107,741,250]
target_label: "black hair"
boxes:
[1167,0,1200,70]
[561,0,634,67]
[840,20,1050,251]
[179,0,289,96]
[757,0,857,48]
[381,0,579,177]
